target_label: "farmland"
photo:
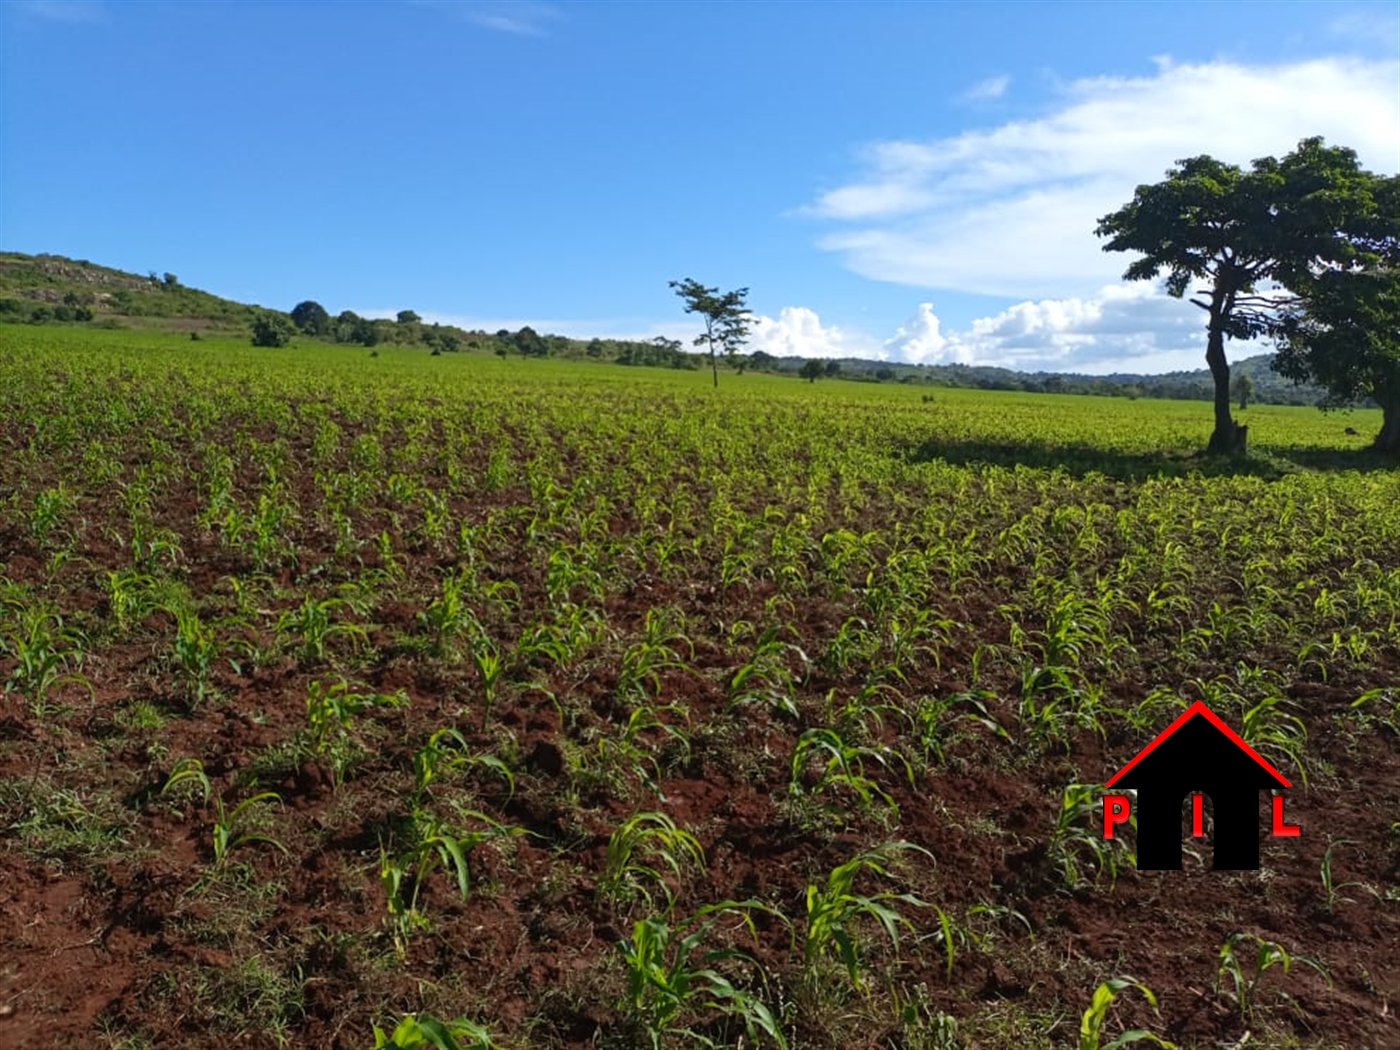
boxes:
[1,326,1397,1049]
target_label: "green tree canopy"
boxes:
[669,278,752,388]
[291,300,331,336]
[1272,174,1400,454]
[251,311,295,348]
[1096,137,1377,454]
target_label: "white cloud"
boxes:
[750,287,1215,375]
[749,306,878,359]
[947,282,1206,373]
[885,303,967,364]
[373,285,1244,376]
[961,75,1010,102]
[805,56,1400,298]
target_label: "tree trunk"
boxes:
[1374,396,1400,456]
[1205,312,1247,455]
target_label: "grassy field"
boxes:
[1,325,1397,1049]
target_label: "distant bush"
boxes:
[251,312,295,347]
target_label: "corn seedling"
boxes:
[1045,784,1133,890]
[1318,838,1367,913]
[276,596,367,664]
[618,901,788,1049]
[789,726,912,820]
[412,726,514,801]
[160,757,212,808]
[2,605,92,710]
[470,633,505,730]
[303,677,407,787]
[103,568,157,634]
[370,1013,499,1050]
[380,810,523,957]
[615,608,694,704]
[210,791,287,871]
[1079,976,1175,1050]
[914,689,1010,765]
[597,811,706,915]
[1215,932,1330,1022]
[170,605,219,705]
[802,841,932,993]
[418,573,481,659]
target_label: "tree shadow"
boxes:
[901,437,1396,482]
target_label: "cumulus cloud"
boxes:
[744,288,1213,374]
[884,303,967,364]
[377,287,1233,376]
[949,283,1205,373]
[805,56,1400,298]
[749,306,878,359]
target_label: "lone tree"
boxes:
[291,300,331,336]
[1096,137,1376,455]
[670,278,752,388]
[1272,173,1400,455]
[800,359,824,383]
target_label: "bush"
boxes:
[251,312,295,348]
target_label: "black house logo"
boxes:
[1102,701,1300,870]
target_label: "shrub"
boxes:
[251,311,295,348]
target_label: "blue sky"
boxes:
[3,1,1397,373]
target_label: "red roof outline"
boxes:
[1106,700,1292,789]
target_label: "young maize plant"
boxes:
[596,811,707,916]
[801,841,933,994]
[1215,932,1330,1023]
[617,901,788,1049]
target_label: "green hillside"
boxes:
[0,251,1336,406]
[0,252,263,331]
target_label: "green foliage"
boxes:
[370,1013,499,1050]
[291,300,331,335]
[1079,977,1174,1050]
[1272,171,1400,453]
[618,901,787,1049]
[670,277,752,388]
[1097,137,1380,453]
[251,311,296,348]
[802,841,932,992]
[597,811,707,915]
[1215,932,1331,1022]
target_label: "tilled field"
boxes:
[1,331,1397,1049]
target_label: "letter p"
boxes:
[1103,794,1131,839]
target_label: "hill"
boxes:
[0,252,261,331]
[0,251,1335,405]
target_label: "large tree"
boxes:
[1096,137,1375,454]
[291,300,331,336]
[1272,174,1400,455]
[670,278,752,388]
